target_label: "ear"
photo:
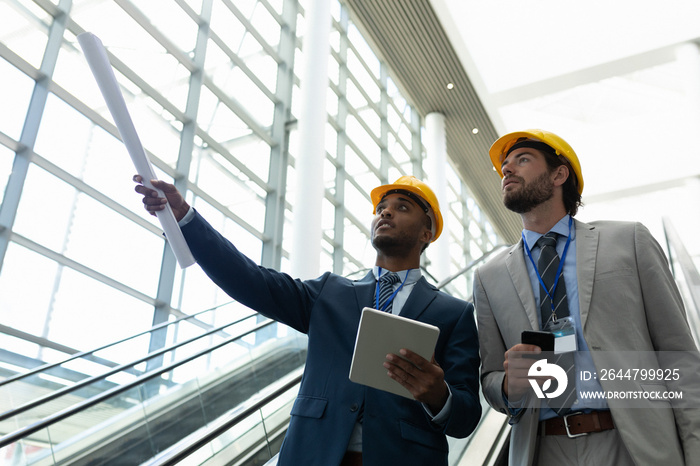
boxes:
[551,164,569,187]
[420,227,433,245]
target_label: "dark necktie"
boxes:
[537,233,576,414]
[537,233,569,325]
[376,272,401,313]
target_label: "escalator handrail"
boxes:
[147,368,304,466]
[0,300,242,388]
[0,316,278,448]
[436,244,510,290]
[663,217,700,343]
[0,310,267,425]
[0,310,261,423]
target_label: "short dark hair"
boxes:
[541,150,583,216]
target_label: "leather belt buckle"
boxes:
[563,412,588,438]
[541,410,614,437]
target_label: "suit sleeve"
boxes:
[635,222,695,351]
[437,300,483,438]
[181,210,326,333]
[473,267,511,415]
[634,222,700,462]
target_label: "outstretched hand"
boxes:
[133,175,190,222]
[384,349,448,414]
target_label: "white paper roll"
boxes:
[78,32,195,268]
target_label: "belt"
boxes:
[541,411,614,438]
[341,451,362,466]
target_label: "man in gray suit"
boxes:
[474,129,700,465]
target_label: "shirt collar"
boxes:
[372,267,421,286]
[522,214,575,250]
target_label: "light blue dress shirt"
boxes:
[371,267,420,315]
[522,215,608,419]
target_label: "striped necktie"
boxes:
[537,232,577,414]
[537,233,570,325]
[376,272,401,313]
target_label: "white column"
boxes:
[425,112,450,281]
[290,0,332,279]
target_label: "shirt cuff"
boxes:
[178,206,196,227]
[423,383,452,425]
[502,390,523,416]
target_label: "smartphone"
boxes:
[521,330,554,352]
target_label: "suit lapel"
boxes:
[506,240,540,331]
[575,219,598,329]
[398,277,435,320]
[353,270,377,311]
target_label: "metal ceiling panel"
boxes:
[342,0,522,244]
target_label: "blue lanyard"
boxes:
[522,216,573,319]
[375,268,411,312]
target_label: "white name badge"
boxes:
[554,333,577,353]
[545,316,577,354]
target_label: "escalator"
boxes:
[0,303,306,465]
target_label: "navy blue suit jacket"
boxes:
[182,211,481,466]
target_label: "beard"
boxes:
[372,233,411,256]
[371,227,422,257]
[503,172,554,213]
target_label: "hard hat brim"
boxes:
[489,131,546,177]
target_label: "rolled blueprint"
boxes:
[77,32,195,268]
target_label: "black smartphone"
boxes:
[521,330,554,352]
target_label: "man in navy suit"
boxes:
[135,175,481,466]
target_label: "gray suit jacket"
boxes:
[474,219,700,466]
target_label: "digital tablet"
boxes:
[349,307,440,398]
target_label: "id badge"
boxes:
[545,316,577,354]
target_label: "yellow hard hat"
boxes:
[371,175,443,242]
[489,129,584,194]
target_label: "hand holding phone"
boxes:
[521,330,554,352]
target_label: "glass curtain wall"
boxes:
[0,0,499,364]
